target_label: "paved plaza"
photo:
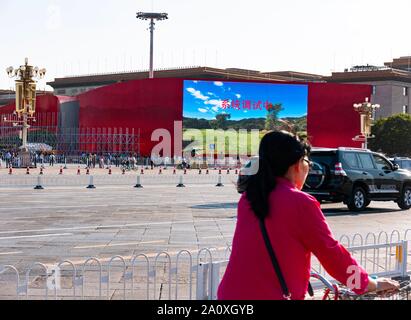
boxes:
[0,167,411,265]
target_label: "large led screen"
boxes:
[182,80,308,157]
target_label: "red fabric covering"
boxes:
[217,177,369,300]
[308,82,372,148]
[0,94,60,128]
[77,78,183,155]
[0,79,372,155]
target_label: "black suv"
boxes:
[303,147,411,211]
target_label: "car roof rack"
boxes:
[311,147,371,152]
[337,147,371,152]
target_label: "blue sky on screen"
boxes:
[183,80,308,120]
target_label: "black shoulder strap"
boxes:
[258,218,290,299]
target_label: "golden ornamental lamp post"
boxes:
[5,58,46,167]
[353,97,380,149]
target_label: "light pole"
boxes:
[353,98,380,149]
[5,58,46,167]
[136,12,168,79]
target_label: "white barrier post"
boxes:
[87,176,96,189]
[134,175,143,188]
[176,175,185,188]
[34,175,44,190]
[216,175,224,187]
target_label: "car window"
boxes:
[310,152,338,168]
[342,152,360,168]
[402,160,411,170]
[358,153,375,169]
[373,155,392,171]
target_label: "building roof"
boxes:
[261,71,324,82]
[384,56,411,70]
[326,68,411,84]
[47,66,325,89]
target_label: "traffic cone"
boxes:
[206,169,209,175]
[184,169,187,175]
[86,168,90,175]
[122,168,125,175]
[235,169,238,175]
[59,167,63,175]
[108,167,112,175]
[173,168,176,175]
[227,169,230,174]
[8,167,12,175]
[199,169,202,174]
[219,169,222,175]
[77,166,81,175]
[40,167,44,175]
[159,168,162,174]
[26,167,30,175]
[140,168,144,175]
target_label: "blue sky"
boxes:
[183,80,308,120]
[1,0,410,90]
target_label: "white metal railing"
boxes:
[1,240,410,300]
[0,247,230,300]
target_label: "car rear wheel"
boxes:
[347,186,368,211]
[398,185,411,210]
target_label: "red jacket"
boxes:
[218,177,369,300]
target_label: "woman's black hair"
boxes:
[245,131,311,220]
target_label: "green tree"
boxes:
[211,114,231,130]
[369,114,411,156]
[265,103,284,131]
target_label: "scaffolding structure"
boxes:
[0,112,140,156]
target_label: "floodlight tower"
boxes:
[136,12,168,79]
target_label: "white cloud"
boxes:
[205,99,222,106]
[186,88,209,101]
[243,110,248,113]
[235,94,241,99]
[193,81,198,83]
[214,81,224,87]
[198,108,208,113]
[212,106,220,112]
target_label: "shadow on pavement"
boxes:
[190,202,238,210]
[322,207,403,217]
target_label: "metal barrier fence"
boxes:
[0,247,232,300]
[0,173,238,188]
[1,240,411,300]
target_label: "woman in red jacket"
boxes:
[218,131,399,300]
